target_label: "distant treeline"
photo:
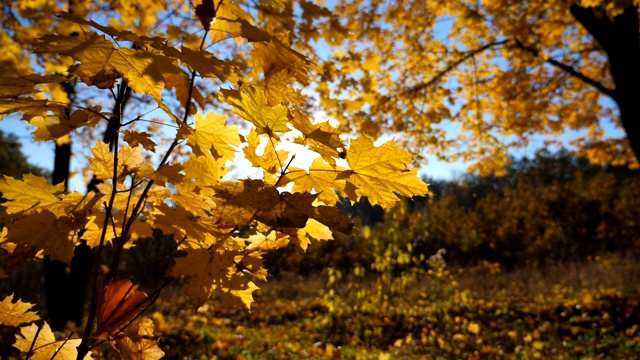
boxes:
[267,149,640,275]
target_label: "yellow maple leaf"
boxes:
[264,68,306,106]
[290,111,344,166]
[0,174,63,214]
[245,231,290,251]
[339,136,429,207]
[182,153,221,186]
[219,86,289,137]
[14,322,92,360]
[221,274,259,310]
[0,74,66,98]
[243,128,289,175]
[88,141,144,180]
[0,294,40,326]
[5,210,78,264]
[282,157,345,206]
[29,108,102,141]
[0,98,67,122]
[179,47,241,84]
[114,318,164,360]
[34,32,181,122]
[88,140,115,179]
[211,180,280,228]
[183,112,240,161]
[170,247,236,307]
[118,144,144,176]
[294,218,333,252]
[122,130,157,152]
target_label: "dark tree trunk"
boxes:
[43,83,94,331]
[570,4,640,163]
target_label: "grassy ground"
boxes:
[147,254,640,359]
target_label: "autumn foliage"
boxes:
[315,0,640,175]
[0,1,428,358]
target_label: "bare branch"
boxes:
[405,40,509,95]
[513,39,615,99]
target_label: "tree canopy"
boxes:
[314,0,640,175]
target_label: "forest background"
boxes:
[1,0,640,359]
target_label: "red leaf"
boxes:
[96,279,147,337]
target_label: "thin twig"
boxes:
[275,154,296,187]
[404,40,508,95]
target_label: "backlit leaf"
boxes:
[14,322,91,360]
[339,136,429,207]
[183,112,240,161]
[97,279,148,337]
[219,87,289,136]
[0,294,40,326]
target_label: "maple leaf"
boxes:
[5,210,79,265]
[264,68,306,106]
[170,247,237,307]
[88,140,116,179]
[282,157,346,206]
[289,111,345,166]
[211,180,280,228]
[195,0,216,30]
[0,174,64,214]
[34,31,181,121]
[30,108,102,141]
[181,112,240,161]
[294,218,333,252]
[170,238,261,310]
[219,86,289,137]
[0,74,66,98]
[178,47,241,84]
[338,136,429,207]
[88,141,144,180]
[14,322,92,360]
[97,279,148,337]
[243,128,289,175]
[114,318,164,360]
[0,294,40,326]
[245,231,290,251]
[0,98,67,122]
[122,130,157,152]
[35,32,182,97]
[182,153,222,186]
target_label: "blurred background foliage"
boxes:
[266,147,640,277]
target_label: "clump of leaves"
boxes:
[0,2,428,359]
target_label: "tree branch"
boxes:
[513,39,615,99]
[405,40,509,94]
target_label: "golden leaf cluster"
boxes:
[0,1,428,358]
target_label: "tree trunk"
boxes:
[43,84,94,331]
[570,4,640,162]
